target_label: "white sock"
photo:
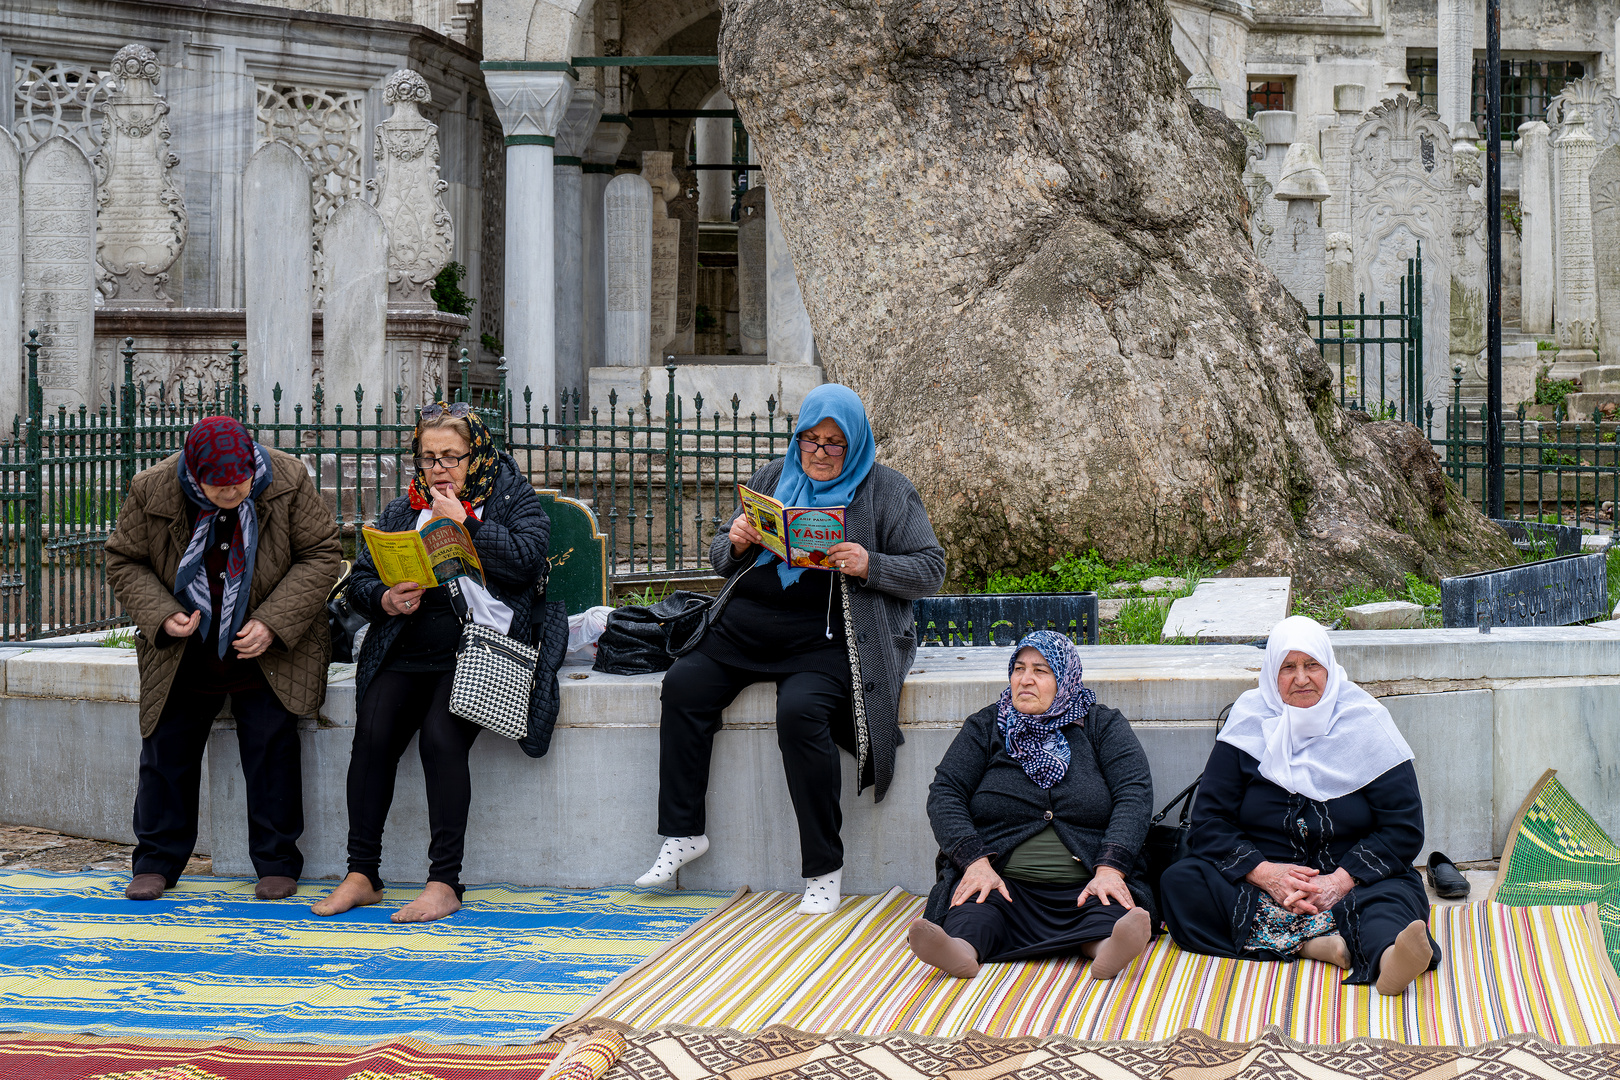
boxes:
[635,835,709,887]
[796,869,842,915]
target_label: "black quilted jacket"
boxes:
[349,453,567,757]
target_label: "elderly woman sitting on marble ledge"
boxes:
[908,631,1156,981]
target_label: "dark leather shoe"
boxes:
[255,875,299,900]
[1427,852,1470,899]
[125,873,167,901]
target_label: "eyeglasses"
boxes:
[797,439,848,458]
[414,452,471,471]
[420,401,472,421]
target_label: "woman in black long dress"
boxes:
[1160,616,1439,996]
[908,631,1155,981]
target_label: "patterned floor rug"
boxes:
[0,1028,629,1080]
[574,887,1620,1045]
[0,869,733,1046]
[1492,768,1620,990]
[560,1020,1620,1080]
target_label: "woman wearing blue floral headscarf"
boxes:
[909,631,1155,980]
[636,384,944,915]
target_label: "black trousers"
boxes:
[346,669,482,895]
[658,651,851,878]
[1160,856,1440,985]
[133,683,304,886]
[942,879,1131,963]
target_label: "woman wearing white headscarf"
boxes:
[1160,617,1439,996]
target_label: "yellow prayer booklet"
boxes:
[738,484,846,570]
[362,516,487,589]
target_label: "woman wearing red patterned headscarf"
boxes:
[106,416,341,902]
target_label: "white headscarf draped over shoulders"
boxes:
[1216,615,1413,802]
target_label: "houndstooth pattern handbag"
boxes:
[445,579,537,740]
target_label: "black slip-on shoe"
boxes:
[1427,851,1470,899]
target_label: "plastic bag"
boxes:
[567,606,614,662]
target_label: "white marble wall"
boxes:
[0,132,20,426]
[243,142,314,408]
[765,188,816,366]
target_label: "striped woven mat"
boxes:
[0,869,732,1045]
[576,887,1620,1045]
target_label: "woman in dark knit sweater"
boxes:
[910,631,1155,981]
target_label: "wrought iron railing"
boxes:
[2,334,793,639]
[1434,363,1620,538]
[1306,249,1424,423]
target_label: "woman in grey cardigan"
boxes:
[910,632,1154,980]
[636,384,944,915]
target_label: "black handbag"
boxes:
[326,560,369,663]
[592,569,749,675]
[1143,779,1199,915]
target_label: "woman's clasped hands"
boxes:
[1247,860,1355,915]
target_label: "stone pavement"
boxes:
[0,823,209,877]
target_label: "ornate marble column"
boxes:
[1437,0,1474,139]
[553,85,602,407]
[482,64,574,413]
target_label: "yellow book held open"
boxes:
[738,484,846,569]
[362,516,486,589]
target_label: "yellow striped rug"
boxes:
[578,888,1620,1046]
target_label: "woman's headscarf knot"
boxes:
[408,406,500,515]
[995,630,1097,789]
[173,416,273,658]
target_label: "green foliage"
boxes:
[1541,447,1581,467]
[1403,571,1440,606]
[100,630,136,648]
[480,332,503,356]
[983,550,1202,597]
[695,304,719,334]
[1537,340,1558,351]
[1535,366,1579,408]
[1365,401,1397,421]
[1101,575,1203,645]
[617,583,672,607]
[1609,547,1620,613]
[431,262,476,317]
[1502,199,1523,237]
[1290,573,1444,628]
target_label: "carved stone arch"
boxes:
[622,0,720,60]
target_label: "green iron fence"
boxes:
[4,335,793,640]
[1306,247,1424,423]
[1434,363,1620,538]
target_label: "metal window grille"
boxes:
[1406,56,1588,137]
[1247,80,1290,118]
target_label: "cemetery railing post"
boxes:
[1485,0,1505,518]
[23,332,42,639]
[119,337,136,497]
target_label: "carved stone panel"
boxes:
[94,45,186,307]
[649,217,680,363]
[21,137,97,410]
[1549,77,1618,150]
[0,131,21,426]
[737,186,767,353]
[368,70,454,311]
[1591,146,1620,365]
[604,173,652,368]
[1555,113,1600,352]
[12,58,112,161]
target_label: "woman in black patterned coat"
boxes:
[311,404,559,924]
[636,384,945,915]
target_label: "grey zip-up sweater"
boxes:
[709,458,945,801]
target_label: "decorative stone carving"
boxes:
[1449,142,1487,362]
[604,173,652,368]
[1549,77,1618,149]
[243,141,314,409]
[1236,118,1270,253]
[1186,72,1222,111]
[479,118,505,354]
[256,81,365,301]
[11,58,113,160]
[1320,86,1364,236]
[0,131,21,426]
[1324,232,1355,325]
[1554,111,1600,356]
[1518,121,1555,335]
[1591,146,1620,366]
[672,172,699,349]
[321,199,389,403]
[1267,143,1330,307]
[93,45,186,307]
[1250,111,1295,262]
[368,70,454,311]
[1350,95,1470,408]
[737,186,767,354]
[21,137,97,410]
[1437,0,1474,138]
[582,120,630,380]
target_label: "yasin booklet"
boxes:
[738,484,846,570]
[362,516,486,589]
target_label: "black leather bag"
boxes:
[592,572,747,676]
[326,560,370,664]
[1143,779,1200,914]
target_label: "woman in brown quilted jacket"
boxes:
[105,416,341,903]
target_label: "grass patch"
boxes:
[616,584,673,607]
[100,630,136,648]
[1610,547,1620,614]
[1100,573,1204,645]
[982,549,1210,599]
[1290,572,1442,629]
[1535,366,1579,410]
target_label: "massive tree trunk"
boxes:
[718,0,1515,590]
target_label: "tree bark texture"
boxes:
[718,0,1516,590]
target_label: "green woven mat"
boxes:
[1493,770,1620,979]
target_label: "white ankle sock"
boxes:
[796,869,842,915]
[635,835,709,887]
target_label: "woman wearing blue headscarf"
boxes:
[909,632,1155,980]
[637,385,944,914]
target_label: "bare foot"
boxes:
[1375,920,1434,996]
[906,917,981,978]
[1300,933,1352,969]
[309,872,384,916]
[1087,907,1151,980]
[391,881,462,924]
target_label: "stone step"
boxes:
[1581,366,1620,391]
[1161,577,1292,644]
